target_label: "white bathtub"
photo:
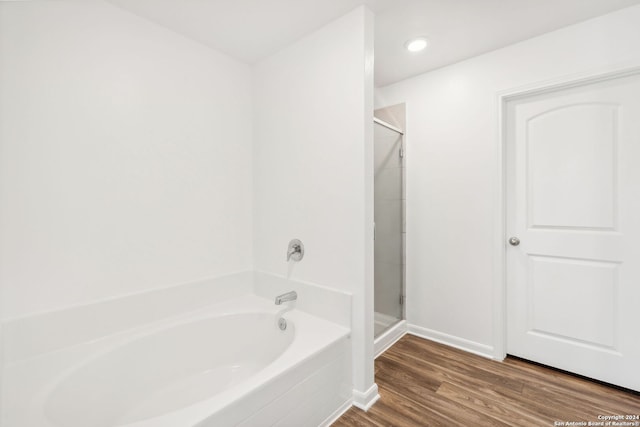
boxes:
[3,294,352,427]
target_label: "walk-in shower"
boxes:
[373,117,405,339]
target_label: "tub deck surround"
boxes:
[1,271,255,365]
[1,272,353,427]
[252,271,352,328]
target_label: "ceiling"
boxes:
[107,0,640,87]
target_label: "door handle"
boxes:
[508,237,520,246]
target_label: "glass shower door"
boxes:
[373,121,404,338]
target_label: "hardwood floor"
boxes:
[332,335,640,426]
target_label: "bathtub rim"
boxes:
[40,310,297,427]
[22,295,350,427]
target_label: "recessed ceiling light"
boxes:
[405,37,428,53]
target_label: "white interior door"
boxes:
[506,72,640,391]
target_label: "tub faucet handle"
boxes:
[287,239,304,262]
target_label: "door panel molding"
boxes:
[526,103,619,230]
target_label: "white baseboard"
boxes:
[352,383,380,411]
[374,320,407,358]
[319,398,353,427]
[407,324,494,359]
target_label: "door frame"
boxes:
[492,64,640,361]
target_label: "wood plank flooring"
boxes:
[332,335,640,426]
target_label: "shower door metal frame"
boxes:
[373,118,406,333]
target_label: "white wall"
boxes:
[375,4,640,356]
[0,0,253,320]
[253,6,376,403]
